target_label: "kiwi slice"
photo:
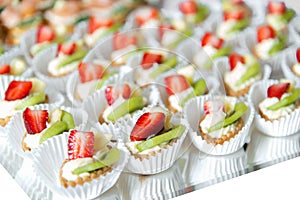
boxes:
[72,148,120,175]
[136,125,185,152]
[15,14,42,27]
[193,5,209,23]
[267,88,300,111]
[269,35,286,56]
[107,96,144,123]
[15,93,46,110]
[49,108,63,124]
[208,102,247,133]
[283,9,295,22]
[29,78,46,94]
[211,46,232,60]
[31,43,52,56]
[229,19,250,33]
[166,29,192,50]
[61,110,75,130]
[39,121,67,144]
[149,57,178,79]
[57,49,87,69]
[93,72,117,91]
[235,62,260,87]
[181,79,207,106]
[0,42,3,54]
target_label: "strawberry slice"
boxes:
[201,32,224,49]
[57,42,76,56]
[113,32,137,51]
[135,7,159,27]
[105,83,131,105]
[165,75,190,96]
[88,16,113,34]
[203,99,224,114]
[78,62,105,83]
[179,1,198,15]
[224,9,244,21]
[130,112,165,141]
[257,25,276,43]
[68,130,94,160]
[296,48,300,63]
[141,52,163,69]
[267,82,290,99]
[158,24,174,41]
[229,53,245,70]
[0,65,10,74]
[4,80,32,101]
[36,25,55,44]
[267,1,286,15]
[23,108,48,134]
[230,0,244,5]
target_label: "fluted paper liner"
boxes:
[116,106,189,175]
[281,46,300,87]
[20,28,37,64]
[31,133,128,200]
[183,95,254,155]
[248,79,300,137]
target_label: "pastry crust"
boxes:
[22,132,31,152]
[0,116,11,127]
[199,116,244,146]
[292,65,300,78]
[59,159,113,188]
[224,81,251,97]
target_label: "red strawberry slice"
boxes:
[68,130,94,160]
[4,80,32,101]
[158,24,174,41]
[135,7,159,27]
[113,32,137,51]
[57,42,76,56]
[36,25,55,44]
[224,9,244,21]
[179,1,198,15]
[88,16,114,34]
[130,112,165,141]
[23,108,48,134]
[267,1,286,15]
[141,52,163,69]
[203,99,224,114]
[267,82,290,99]
[0,65,10,74]
[229,53,245,70]
[230,0,244,5]
[105,83,131,105]
[78,62,105,83]
[201,32,224,49]
[296,48,300,63]
[165,75,190,96]
[257,25,276,43]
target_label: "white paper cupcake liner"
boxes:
[31,133,128,200]
[82,81,161,124]
[213,56,272,100]
[183,95,254,155]
[0,47,33,78]
[20,28,37,65]
[246,129,300,166]
[281,45,300,87]
[0,75,64,136]
[117,163,184,200]
[182,146,247,186]
[6,104,88,159]
[32,44,82,93]
[248,79,300,137]
[289,15,300,45]
[116,106,189,175]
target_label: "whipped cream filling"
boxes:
[134,66,155,86]
[292,63,300,77]
[23,133,41,149]
[203,45,218,58]
[267,14,287,32]
[61,157,94,181]
[168,87,194,112]
[255,38,277,60]
[102,97,126,123]
[224,62,261,92]
[84,27,110,47]
[76,80,98,101]
[48,54,79,76]
[126,140,161,154]
[0,100,20,119]
[259,94,295,120]
[140,19,160,29]
[216,20,238,40]
[111,45,137,65]
[161,29,181,47]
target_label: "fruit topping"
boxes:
[267,88,300,111]
[267,82,290,99]
[88,16,113,34]
[224,9,244,21]
[105,83,131,106]
[179,1,198,15]
[158,24,174,41]
[0,65,10,74]
[39,121,67,144]
[201,32,224,49]
[130,112,165,141]
[57,42,76,56]
[141,52,163,69]
[37,25,55,44]
[56,49,87,69]
[149,56,178,79]
[165,75,190,96]
[135,7,159,26]
[235,62,260,87]
[68,130,94,160]
[113,32,137,51]
[15,93,46,110]
[4,80,32,101]
[29,78,46,94]
[78,62,105,83]
[257,25,276,43]
[229,53,245,70]
[267,1,286,15]
[296,48,300,63]
[23,108,48,134]
[203,99,224,114]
